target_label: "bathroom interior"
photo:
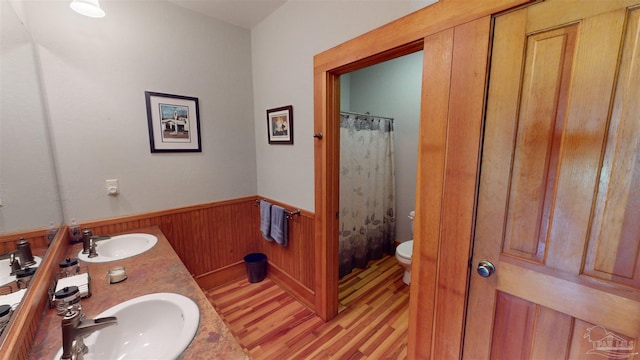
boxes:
[0,0,429,358]
[5,0,638,358]
[338,51,422,284]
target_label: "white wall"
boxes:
[23,0,257,223]
[3,0,437,231]
[252,1,436,212]
[343,51,423,243]
[0,1,62,233]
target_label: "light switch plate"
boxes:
[106,179,119,196]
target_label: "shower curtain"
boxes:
[339,112,396,278]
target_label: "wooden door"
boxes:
[464,1,640,358]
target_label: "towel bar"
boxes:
[254,199,300,220]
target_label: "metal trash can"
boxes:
[244,253,267,283]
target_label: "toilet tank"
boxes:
[408,211,415,237]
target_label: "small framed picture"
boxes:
[267,105,293,145]
[145,91,201,152]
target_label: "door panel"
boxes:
[583,7,640,289]
[490,293,575,359]
[463,1,640,359]
[502,24,577,264]
[489,292,536,359]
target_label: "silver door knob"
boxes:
[313,132,323,139]
[477,261,495,277]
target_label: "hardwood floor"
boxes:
[206,255,409,359]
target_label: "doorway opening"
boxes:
[313,39,424,321]
[337,51,423,294]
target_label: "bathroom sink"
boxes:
[77,233,157,263]
[53,292,200,360]
[0,256,42,287]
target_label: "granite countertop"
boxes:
[28,226,247,359]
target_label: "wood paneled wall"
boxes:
[257,199,316,309]
[1,196,315,297]
[0,229,51,254]
[76,196,316,308]
[80,196,261,277]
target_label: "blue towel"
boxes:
[260,200,273,241]
[270,205,288,246]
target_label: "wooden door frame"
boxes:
[313,0,535,358]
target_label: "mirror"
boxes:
[0,0,62,338]
[0,0,63,234]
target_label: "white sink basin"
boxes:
[54,292,200,360]
[78,233,157,263]
[0,256,42,287]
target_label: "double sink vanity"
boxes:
[5,226,246,359]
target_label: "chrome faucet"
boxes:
[61,309,117,360]
[88,239,98,258]
[8,254,21,276]
[0,252,20,275]
[87,236,110,258]
[0,238,35,274]
[81,228,110,255]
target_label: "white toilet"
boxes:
[395,211,415,285]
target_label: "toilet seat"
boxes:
[396,240,413,260]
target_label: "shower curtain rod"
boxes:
[340,110,394,122]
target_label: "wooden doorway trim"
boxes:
[313,0,535,358]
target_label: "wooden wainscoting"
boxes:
[0,229,51,254]
[80,196,261,279]
[256,199,316,310]
[197,197,317,310]
[79,196,317,312]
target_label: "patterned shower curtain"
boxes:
[339,112,396,278]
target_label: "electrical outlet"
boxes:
[106,179,119,196]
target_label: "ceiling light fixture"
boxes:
[70,0,105,18]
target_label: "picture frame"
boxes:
[145,91,201,152]
[267,105,293,145]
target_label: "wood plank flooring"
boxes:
[206,255,409,360]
